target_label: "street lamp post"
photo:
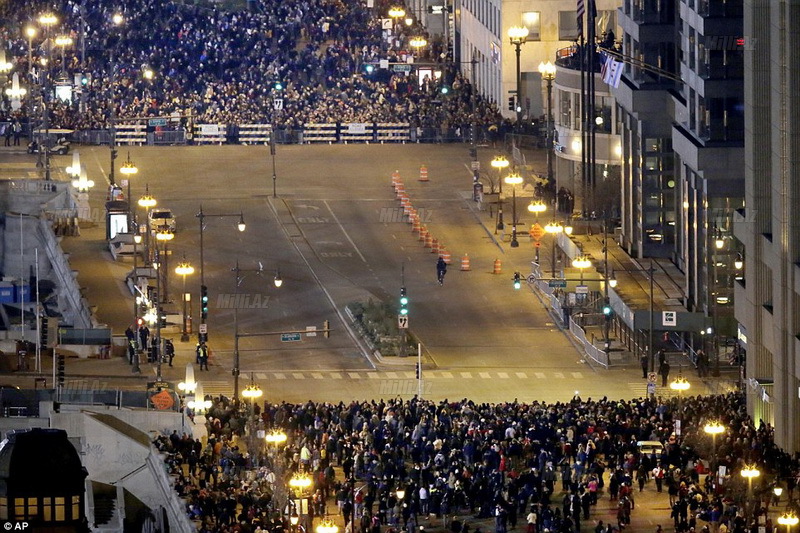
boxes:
[119,152,138,226]
[504,173,523,247]
[528,200,546,263]
[740,466,761,521]
[538,61,556,191]
[231,260,266,400]
[778,513,799,533]
[175,257,195,342]
[24,27,37,80]
[491,156,509,233]
[138,186,157,264]
[670,374,691,433]
[508,26,529,129]
[242,378,264,462]
[154,228,174,380]
[388,7,406,35]
[703,421,724,471]
[544,220,564,277]
[108,13,124,186]
[38,13,58,181]
[131,219,142,374]
[54,36,72,76]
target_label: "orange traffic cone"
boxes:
[460,254,471,271]
[412,218,421,232]
[493,258,502,274]
[391,170,400,189]
[419,165,429,182]
[419,227,428,241]
[441,249,452,264]
[425,233,433,248]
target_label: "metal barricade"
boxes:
[194,124,227,144]
[303,123,338,143]
[339,123,373,143]
[149,130,186,145]
[238,124,272,145]
[115,124,147,145]
[375,123,410,143]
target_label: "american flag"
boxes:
[577,0,585,39]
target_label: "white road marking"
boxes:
[367,373,379,379]
[311,372,324,379]
[330,373,343,379]
[571,372,583,379]
[348,372,362,379]
[274,373,286,380]
[441,372,454,379]
[385,372,399,379]
[460,372,473,378]
[292,373,305,379]
[324,200,367,262]
[535,372,546,379]
[497,372,509,379]
[553,372,565,378]
[479,372,491,378]
[256,373,267,379]
[515,372,527,379]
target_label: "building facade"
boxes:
[734,0,800,452]
[612,0,744,364]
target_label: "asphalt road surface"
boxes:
[51,144,662,403]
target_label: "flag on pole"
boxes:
[577,0,585,39]
[601,52,624,88]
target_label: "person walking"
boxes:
[165,339,175,367]
[3,123,11,146]
[640,353,649,379]
[436,256,447,285]
[12,120,22,146]
[196,342,209,370]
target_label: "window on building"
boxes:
[559,11,579,41]
[0,497,6,520]
[72,496,80,520]
[559,90,572,128]
[522,12,541,41]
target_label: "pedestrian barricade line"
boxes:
[303,123,338,143]
[238,124,272,145]
[115,124,146,146]
[194,124,227,145]
[375,123,410,143]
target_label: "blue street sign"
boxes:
[548,279,567,288]
[281,333,302,342]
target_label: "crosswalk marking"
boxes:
[256,372,267,380]
[367,373,379,379]
[460,372,473,378]
[385,372,399,379]
[571,372,583,379]
[227,370,594,382]
[403,371,415,379]
[331,373,343,379]
[554,372,565,378]
[292,373,305,379]
[535,372,546,379]
[441,372,454,379]
[311,373,324,379]
[498,372,509,379]
[348,372,362,379]
[274,373,286,380]
[515,372,527,379]
[479,372,490,378]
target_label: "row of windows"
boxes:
[461,0,501,38]
[0,496,81,522]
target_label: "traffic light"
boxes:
[56,353,65,387]
[274,81,284,91]
[602,298,612,316]
[323,320,330,338]
[200,285,209,319]
[440,86,450,95]
[81,73,89,86]
[508,96,515,111]
[513,272,521,290]
[399,287,409,316]
[415,363,420,379]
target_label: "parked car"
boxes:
[148,207,176,233]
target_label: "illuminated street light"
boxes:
[316,519,339,533]
[504,173,524,248]
[508,26,530,128]
[175,257,195,342]
[778,514,799,533]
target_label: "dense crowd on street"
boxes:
[0,0,504,131]
[153,392,800,533]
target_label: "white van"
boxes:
[637,440,665,456]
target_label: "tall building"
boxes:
[612,0,744,364]
[734,0,800,452]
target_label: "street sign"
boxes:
[306,326,317,337]
[393,64,412,72]
[470,161,480,171]
[548,279,567,288]
[662,311,677,326]
[648,372,657,383]
[398,315,408,329]
[576,285,589,294]
[273,98,284,110]
[534,241,541,248]
[198,323,207,334]
[647,382,656,396]
[148,118,167,127]
[281,333,302,342]
[529,223,545,241]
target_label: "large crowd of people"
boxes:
[1,0,504,132]
[153,393,800,533]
